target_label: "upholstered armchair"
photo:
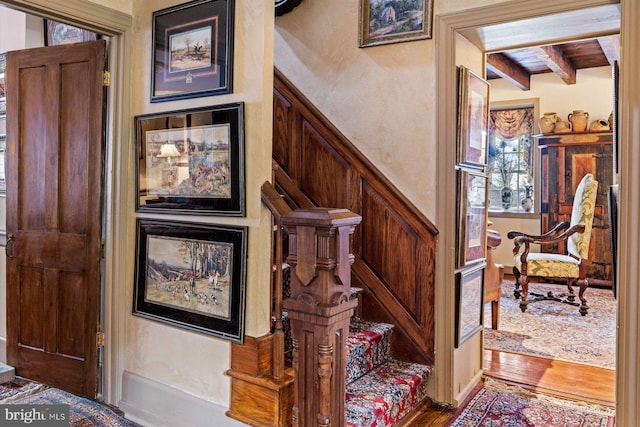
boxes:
[507,173,598,316]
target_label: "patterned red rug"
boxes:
[11,387,140,426]
[1,378,139,426]
[446,379,615,427]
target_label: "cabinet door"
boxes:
[541,142,613,285]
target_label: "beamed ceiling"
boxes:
[486,35,620,90]
[457,3,621,90]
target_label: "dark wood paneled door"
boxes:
[5,40,106,398]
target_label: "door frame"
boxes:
[436,0,638,424]
[0,0,132,405]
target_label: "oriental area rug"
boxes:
[0,378,140,426]
[484,280,616,369]
[446,378,615,427]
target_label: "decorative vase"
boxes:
[589,119,610,131]
[554,120,572,133]
[501,187,513,210]
[521,185,533,212]
[538,112,557,134]
[568,110,589,132]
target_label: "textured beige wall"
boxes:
[274,0,510,223]
[127,0,274,406]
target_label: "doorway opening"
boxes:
[460,4,619,409]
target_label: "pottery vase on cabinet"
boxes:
[589,119,610,131]
[568,110,589,132]
[539,112,557,134]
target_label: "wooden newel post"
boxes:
[282,208,362,427]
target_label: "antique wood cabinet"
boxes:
[537,132,614,286]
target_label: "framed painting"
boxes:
[151,0,234,102]
[133,219,248,342]
[457,66,490,169]
[456,168,488,268]
[455,262,486,348]
[44,20,98,46]
[358,0,433,48]
[135,103,245,216]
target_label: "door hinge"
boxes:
[96,331,105,348]
[103,71,111,86]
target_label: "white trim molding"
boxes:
[119,371,247,427]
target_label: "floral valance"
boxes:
[489,108,535,140]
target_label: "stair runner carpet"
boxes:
[345,319,432,427]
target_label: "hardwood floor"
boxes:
[409,347,616,426]
[483,349,616,408]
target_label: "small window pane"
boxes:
[488,107,535,212]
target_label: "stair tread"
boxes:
[346,319,394,384]
[346,359,432,427]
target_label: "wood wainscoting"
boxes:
[226,334,294,427]
[273,68,438,364]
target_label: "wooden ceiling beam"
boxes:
[486,53,531,91]
[597,35,621,65]
[530,45,576,85]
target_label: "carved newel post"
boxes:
[282,208,362,427]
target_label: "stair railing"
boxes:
[261,181,293,380]
[262,180,363,427]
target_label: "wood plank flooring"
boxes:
[409,348,616,426]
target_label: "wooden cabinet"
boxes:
[537,132,614,286]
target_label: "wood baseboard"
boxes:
[225,334,294,427]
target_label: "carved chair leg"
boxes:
[513,267,522,299]
[518,274,529,313]
[577,278,589,316]
[566,279,576,302]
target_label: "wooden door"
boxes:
[5,40,106,398]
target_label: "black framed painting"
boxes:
[133,218,248,343]
[151,0,234,102]
[134,103,245,216]
[455,262,485,348]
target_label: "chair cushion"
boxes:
[514,252,580,278]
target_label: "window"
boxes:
[487,107,536,212]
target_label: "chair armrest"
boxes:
[512,223,586,255]
[507,221,570,240]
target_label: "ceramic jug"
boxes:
[589,119,610,131]
[554,120,572,133]
[539,112,557,134]
[568,110,589,132]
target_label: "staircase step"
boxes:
[345,359,432,427]
[0,364,15,384]
[346,319,394,384]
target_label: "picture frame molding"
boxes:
[456,167,488,268]
[358,0,433,48]
[455,262,486,348]
[134,102,245,216]
[150,0,234,102]
[133,218,248,343]
[457,65,490,169]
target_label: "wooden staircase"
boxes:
[225,70,438,427]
